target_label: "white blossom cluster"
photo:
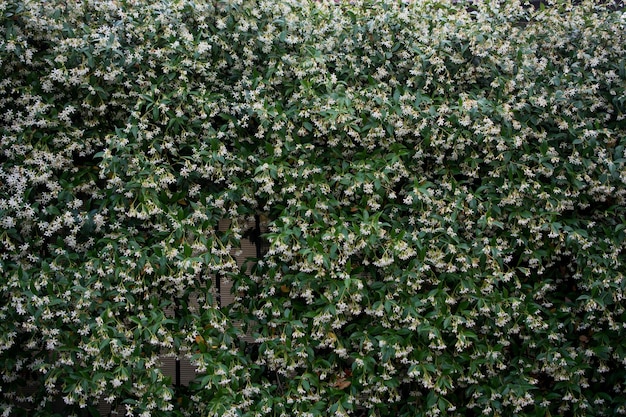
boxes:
[1,0,625,416]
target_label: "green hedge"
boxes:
[1,0,626,416]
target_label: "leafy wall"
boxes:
[1,0,626,416]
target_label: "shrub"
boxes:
[1,0,625,416]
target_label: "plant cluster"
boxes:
[1,0,626,416]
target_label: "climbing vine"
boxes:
[1,1,626,416]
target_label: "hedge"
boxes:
[1,0,626,416]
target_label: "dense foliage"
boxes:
[1,0,626,416]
